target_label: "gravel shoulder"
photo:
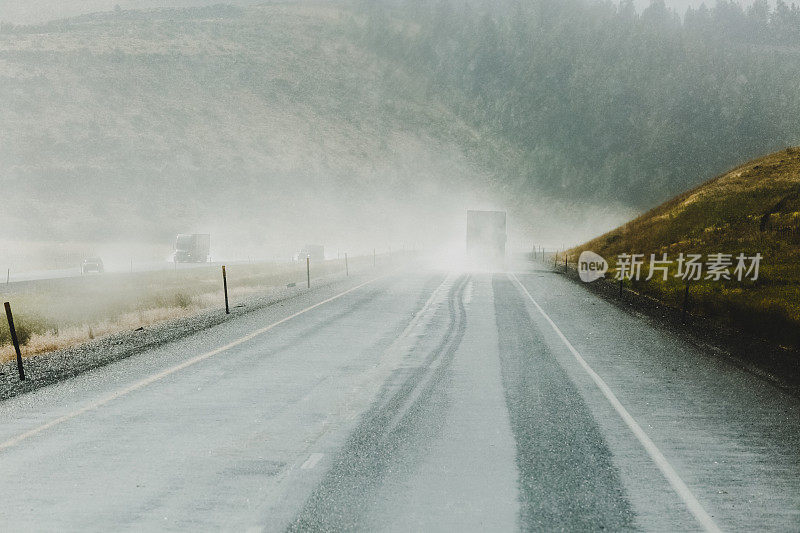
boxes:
[543,258,800,397]
[0,267,385,402]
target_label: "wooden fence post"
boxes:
[222,266,229,315]
[682,281,690,323]
[4,302,25,381]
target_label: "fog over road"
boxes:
[0,260,798,531]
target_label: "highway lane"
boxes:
[511,267,800,531]
[0,262,798,531]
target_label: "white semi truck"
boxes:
[174,234,211,263]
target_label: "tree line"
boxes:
[360,0,800,208]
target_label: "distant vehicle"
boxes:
[296,244,324,263]
[81,257,104,274]
[466,210,507,265]
[174,234,211,263]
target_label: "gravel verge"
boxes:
[540,258,800,397]
[0,267,377,402]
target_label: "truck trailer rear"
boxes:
[466,210,507,267]
[174,234,211,263]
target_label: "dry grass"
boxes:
[568,146,800,349]
[0,255,375,363]
[1,305,196,360]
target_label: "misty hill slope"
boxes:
[571,147,800,348]
[0,4,534,251]
[363,0,800,212]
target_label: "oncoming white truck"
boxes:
[174,234,211,263]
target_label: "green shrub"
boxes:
[173,292,193,309]
[0,314,53,347]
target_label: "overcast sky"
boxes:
[630,0,779,10]
[0,1,792,26]
[0,0,262,25]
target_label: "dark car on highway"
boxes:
[81,257,104,274]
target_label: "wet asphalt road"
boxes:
[0,262,798,531]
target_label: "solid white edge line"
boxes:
[300,453,324,470]
[0,274,389,453]
[509,273,722,533]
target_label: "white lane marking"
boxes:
[300,453,324,470]
[0,275,389,453]
[509,273,722,533]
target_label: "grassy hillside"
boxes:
[0,4,546,257]
[568,147,800,349]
